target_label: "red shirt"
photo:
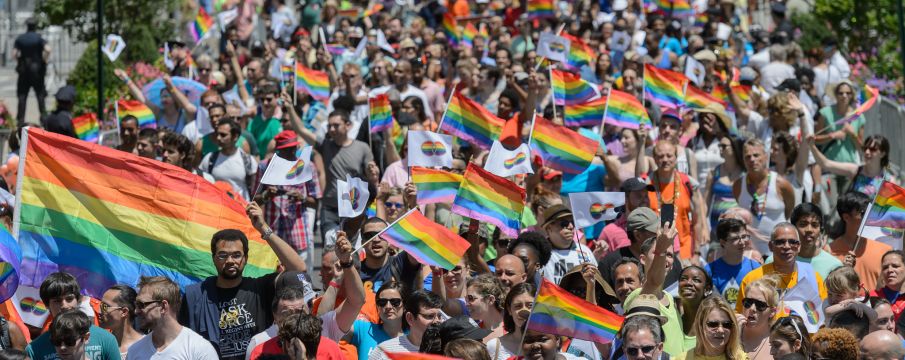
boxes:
[248,335,345,360]
[870,287,905,324]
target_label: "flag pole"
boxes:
[854,184,882,252]
[527,108,538,146]
[598,92,611,137]
[549,67,558,121]
[437,88,457,131]
[533,23,567,71]
[353,207,418,253]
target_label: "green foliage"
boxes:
[68,41,128,116]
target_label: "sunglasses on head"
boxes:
[741,297,769,312]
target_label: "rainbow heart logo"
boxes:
[549,42,566,53]
[503,152,527,169]
[20,297,48,315]
[421,141,447,156]
[589,203,616,220]
[804,301,820,324]
[287,159,305,179]
[348,187,361,210]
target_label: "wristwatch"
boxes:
[261,228,274,240]
[340,259,354,268]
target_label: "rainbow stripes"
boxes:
[15,128,279,298]
[552,69,598,106]
[865,181,905,229]
[462,23,479,49]
[532,115,598,174]
[565,97,607,127]
[732,85,753,102]
[412,167,463,205]
[452,163,525,237]
[71,113,99,143]
[440,92,505,151]
[369,94,393,133]
[442,13,459,46]
[325,44,348,55]
[685,84,727,109]
[0,224,21,302]
[117,99,156,129]
[604,89,652,129]
[295,63,330,101]
[527,0,555,19]
[837,85,879,126]
[528,278,624,344]
[379,209,471,270]
[189,7,214,43]
[644,64,687,109]
[562,34,594,70]
[648,0,695,18]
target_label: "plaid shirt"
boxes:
[255,159,321,251]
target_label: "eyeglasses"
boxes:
[134,300,163,311]
[199,68,212,73]
[625,345,657,357]
[417,312,443,321]
[705,320,734,329]
[216,252,244,261]
[384,201,404,209]
[771,239,801,247]
[741,297,769,312]
[258,97,276,103]
[724,234,750,243]
[376,298,402,307]
[362,231,381,241]
[558,219,573,228]
[100,303,125,314]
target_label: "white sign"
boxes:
[101,34,126,62]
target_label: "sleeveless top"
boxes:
[709,166,739,230]
[738,171,786,256]
[850,166,894,197]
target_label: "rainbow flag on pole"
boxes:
[412,167,463,205]
[452,163,526,237]
[440,92,505,151]
[552,69,599,106]
[644,64,687,109]
[71,113,99,143]
[864,181,905,230]
[562,34,594,70]
[116,99,156,129]
[369,94,393,133]
[565,96,607,127]
[0,224,21,303]
[732,85,753,102]
[527,0,555,19]
[685,84,727,110]
[14,128,279,297]
[295,63,330,101]
[836,85,880,126]
[528,278,624,343]
[532,115,599,174]
[378,209,471,270]
[189,7,215,43]
[461,23,479,49]
[442,13,459,46]
[604,89,652,129]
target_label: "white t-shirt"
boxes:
[368,335,419,360]
[200,149,257,201]
[126,327,218,360]
[759,62,796,96]
[542,243,598,285]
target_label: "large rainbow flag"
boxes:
[295,63,330,101]
[647,0,695,18]
[565,96,607,127]
[552,69,599,106]
[864,181,905,230]
[189,7,215,43]
[526,0,555,19]
[604,89,652,129]
[527,278,624,343]
[439,92,505,151]
[452,163,525,237]
[532,115,599,174]
[644,64,687,110]
[14,128,279,297]
[116,99,156,129]
[71,113,99,143]
[412,167,463,205]
[378,209,470,270]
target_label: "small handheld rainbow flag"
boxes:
[552,69,599,106]
[864,181,905,230]
[461,22,479,49]
[363,3,384,18]
[369,94,393,133]
[412,167,463,205]
[561,34,594,70]
[648,0,695,18]
[116,99,156,129]
[440,92,505,151]
[532,115,599,174]
[325,44,348,55]
[189,7,215,43]
[442,13,459,46]
[565,96,607,127]
[836,85,879,126]
[527,0,555,19]
[295,63,330,101]
[644,64,687,110]
[280,63,294,83]
[732,85,753,102]
[377,209,471,270]
[72,113,99,143]
[685,84,727,110]
[452,163,526,237]
[711,85,732,110]
[604,89,652,129]
[527,278,624,344]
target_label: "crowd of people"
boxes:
[3,0,905,359]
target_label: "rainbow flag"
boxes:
[552,69,599,106]
[685,84,727,110]
[363,3,384,17]
[528,278,624,343]
[280,63,294,83]
[836,85,879,126]
[732,85,753,102]
[379,209,470,270]
[648,0,695,18]
[325,44,348,55]
[442,13,459,46]
[712,86,732,109]
[15,128,279,298]
[532,115,599,174]
[116,99,156,129]
[440,92,505,151]
[0,223,21,302]
[604,89,652,129]
[71,113,99,143]
[189,7,214,43]
[461,22,479,49]
[644,64,687,109]
[412,167,463,205]
[562,34,594,70]
[452,163,525,237]
[369,94,393,133]
[527,0,555,19]
[865,181,905,229]
[565,96,607,127]
[295,63,330,101]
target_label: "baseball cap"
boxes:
[55,85,76,103]
[661,108,682,123]
[621,177,654,192]
[693,49,717,62]
[775,78,801,93]
[627,207,659,234]
[542,204,573,227]
[439,316,492,342]
[275,271,317,303]
[624,293,668,324]
[274,130,301,150]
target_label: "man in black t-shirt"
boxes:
[178,203,307,360]
[357,216,423,293]
[13,18,49,122]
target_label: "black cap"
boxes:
[25,18,37,27]
[621,177,653,192]
[166,40,187,48]
[775,78,801,93]
[438,316,492,343]
[55,85,76,102]
[770,2,786,14]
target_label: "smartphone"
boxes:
[660,203,675,227]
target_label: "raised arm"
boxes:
[791,97,810,182]
[806,135,859,178]
[163,74,197,119]
[640,222,678,297]
[333,230,366,333]
[114,68,149,106]
[246,202,307,272]
[280,91,318,145]
[635,127,651,177]
[225,41,251,109]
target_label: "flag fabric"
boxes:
[377,209,471,270]
[685,84,727,109]
[294,63,330,101]
[71,113,99,143]
[15,128,279,297]
[259,146,314,186]
[369,94,393,133]
[452,163,526,237]
[565,96,607,127]
[551,69,599,106]
[561,34,594,70]
[412,167,463,205]
[280,62,294,84]
[864,181,905,229]
[685,56,706,86]
[484,140,534,177]
[116,99,156,129]
[461,23,479,49]
[644,64,687,110]
[836,85,880,126]
[537,33,570,64]
[442,13,459,46]
[648,0,695,18]
[782,263,825,333]
[189,8,215,43]
[0,225,21,303]
[569,192,625,228]
[363,3,384,17]
[604,89,652,129]
[337,175,370,218]
[407,131,454,168]
[325,44,348,56]
[711,86,732,109]
[439,92,505,151]
[526,0,555,19]
[528,278,624,343]
[531,115,599,174]
[732,85,753,102]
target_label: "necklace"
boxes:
[654,170,681,208]
[746,172,771,221]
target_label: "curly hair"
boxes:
[811,328,859,360]
[466,273,505,312]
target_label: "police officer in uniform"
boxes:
[13,18,50,123]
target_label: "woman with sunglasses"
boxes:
[676,297,745,360]
[808,134,897,197]
[677,266,713,337]
[348,282,407,360]
[376,185,406,223]
[768,315,811,358]
[869,250,905,323]
[737,277,779,360]
[487,282,535,360]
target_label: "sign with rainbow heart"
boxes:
[781,265,824,333]
[259,146,314,186]
[337,175,370,218]
[408,130,453,168]
[484,140,534,177]
[11,286,50,327]
[568,192,625,228]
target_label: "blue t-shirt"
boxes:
[705,257,762,308]
[27,325,121,360]
[349,319,394,360]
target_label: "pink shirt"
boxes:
[599,216,630,256]
[381,160,409,188]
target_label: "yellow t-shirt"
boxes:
[734,263,828,315]
[674,347,750,360]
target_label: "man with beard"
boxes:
[644,141,706,261]
[128,276,217,359]
[357,217,424,292]
[733,138,796,257]
[178,203,307,360]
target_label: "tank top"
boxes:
[850,166,893,197]
[738,171,786,256]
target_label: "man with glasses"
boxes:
[127,276,217,359]
[28,310,119,360]
[736,222,828,314]
[705,218,762,308]
[98,285,142,357]
[828,191,891,292]
[540,204,597,284]
[618,310,669,360]
[369,290,444,360]
[600,205,683,292]
[765,203,841,279]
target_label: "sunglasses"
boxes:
[625,345,657,357]
[741,297,769,312]
[771,239,801,247]
[706,320,734,329]
[558,219,573,228]
[362,231,381,241]
[52,337,83,347]
[199,68,212,73]
[496,239,510,248]
[376,298,402,307]
[384,201,404,209]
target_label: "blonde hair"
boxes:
[138,276,181,313]
[693,297,743,360]
[466,273,505,312]
[825,266,860,297]
[744,275,780,307]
